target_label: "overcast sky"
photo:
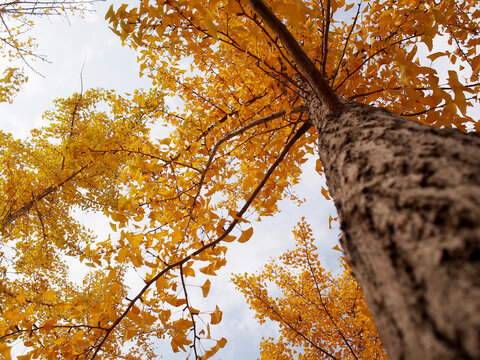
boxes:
[0,1,342,358]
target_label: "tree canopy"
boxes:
[0,0,478,359]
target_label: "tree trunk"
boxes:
[309,97,480,360]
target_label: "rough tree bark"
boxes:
[307,95,480,360]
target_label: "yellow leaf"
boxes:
[472,54,480,75]
[217,337,227,348]
[202,337,227,358]
[156,276,168,292]
[117,247,129,262]
[332,244,343,252]
[141,312,158,326]
[448,70,468,115]
[159,309,171,324]
[105,4,114,20]
[226,0,242,13]
[175,298,187,307]
[199,264,216,275]
[427,52,446,62]
[276,176,289,187]
[43,289,56,302]
[328,215,338,229]
[125,328,137,341]
[127,233,143,248]
[321,186,331,200]
[190,307,200,315]
[172,318,192,331]
[3,308,21,322]
[204,13,218,39]
[42,319,56,334]
[237,227,253,243]
[54,337,65,345]
[15,293,27,304]
[216,218,227,235]
[0,343,11,360]
[130,250,144,267]
[171,333,191,352]
[201,279,211,297]
[210,305,222,325]
[315,159,323,174]
[127,310,142,324]
[159,137,171,145]
[183,266,195,277]
[72,330,85,341]
[222,234,236,242]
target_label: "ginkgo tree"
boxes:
[0,88,169,359]
[1,0,479,359]
[233,219,388,359]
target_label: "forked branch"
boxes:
[247,0,342,112]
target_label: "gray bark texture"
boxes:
[308,97,480,360]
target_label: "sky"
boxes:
[0,1,342,359]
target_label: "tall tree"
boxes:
[0,0,479,359]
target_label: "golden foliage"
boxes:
[0,0,478,358]
[233,219,388,359]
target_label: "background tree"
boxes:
[0,88,168,359]
[234,219,388,359]
[0,0,479,359]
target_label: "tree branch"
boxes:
[0,164,88,230]
[89,120,311,359]
[247,0,341,112]
[321,0,331,75]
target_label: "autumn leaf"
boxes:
[182,265,195,277]
[332,244,342,252]
[171,333,191,352]
[210,305,223,325]
[0,343,11,360]
[321,187,331,200]
[201,279,211,297]
[199,264,217,276]
[237,227,254,243]
[315,159,323,175]
[172,318,193,331]
[42,319,56,334]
